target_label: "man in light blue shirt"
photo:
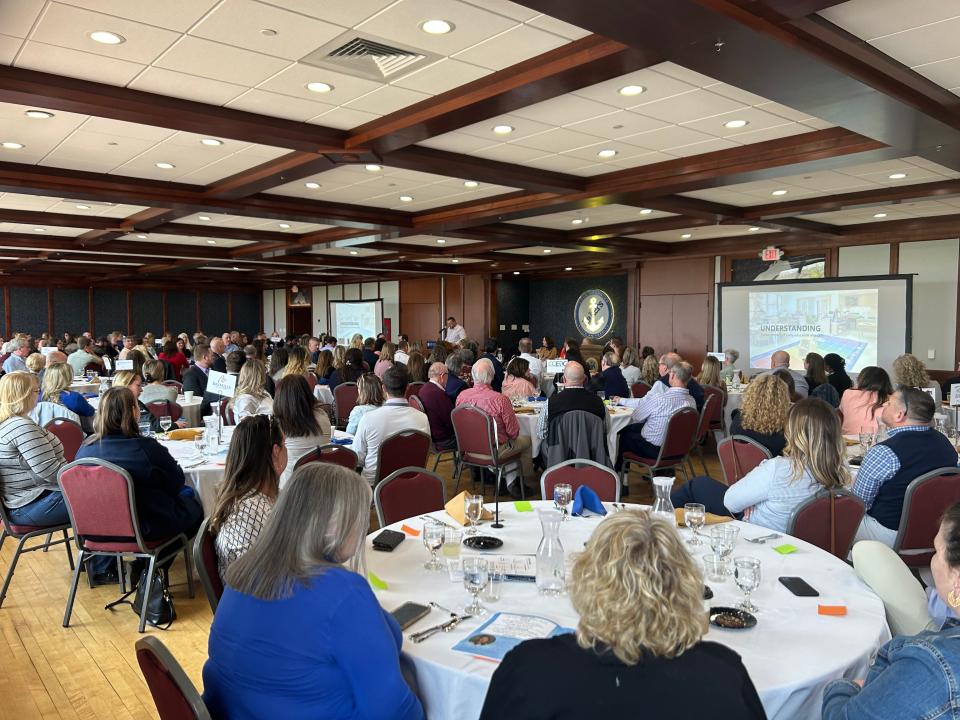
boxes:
[2,338,30,374]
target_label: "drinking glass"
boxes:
[702,553,730,583]
[422,522,444,571]
[193,436,206,460]
[464,494,483,536]
[159,415,172,434]
[442,527,463,559]
[859,426,874,454]
[553,483,573,520]
[684,503,706,545]
[462,557,489,616]
[734,556,762,612]
[483,564,504,602]
[709,524,739,561]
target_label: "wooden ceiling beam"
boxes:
[201,152,336,201]
[744,179,960,218]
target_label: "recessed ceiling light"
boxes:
[436,238,446,244]
[723,119,749,129]
[399,195,414,202]
[571,218,584,225]
[304,182,321,189]
[639,208,652,215]
[198,215,211,221]
[136,234,147,239]
[349,250,358,255]
[365,164,382,172]
[681,233,692,239]
[306,82,334,93]
[463,180,479,188]
[771,189,788,196]
[618,85,645,97]
[1,142,24,150]
[75,204,90,210]
[597,149,618,159]
[513,271,520,275]
[420,19,454,34]
[564,267,573,271]
[451,258,460,263]
[24,110,53,119]
[90,31,125,45]
[492,124,514,135]
[543,248,552,253]
[33,228,45,233]
[207,240,217,245]
[874,212,888,218]
[155,162,175,169]
[889,172,908,180]
[278,223,291,229]
[260,28,278,37]
[232,266,239,270]
[200,138,223,146]
[749,226,760,232]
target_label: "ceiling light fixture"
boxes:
[749,226,760,232]
[200,138,223,146]
[349,250,359,255]
[75,204,90,210]
[564,267,573,271]
[723,119,749,129]
[571,218,584,225]
[33,228,45,232]
[452,258,460,263]
[155,162,175,169]
[436,238,446,244]
[771,189,788,196]
[232,266,239,270]
[278,223,291,229]
[399,195,414,202]
[597,149,618,159]
[136,234,147,239]
[365,164,382,172]
[207,240,217,245]
[1,142,24,149]
[681,233,692,239]
[260,28,278,36]
[420,19,454,34]
[513,271,520,275]
[543,248,552,253]
[306,81,334,93]
[198,215,211,221]
[304,182,321,189]
[492,124,514,135]
[24,110,53,119]
[874,212,888,218]
[463,180,479,188]
[889,172,908,180]
[639,208,652,215]
[90,31,125,45]
[618,85,645,96]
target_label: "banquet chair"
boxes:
[146,400,183,424]
[374,467,446,527]
[44,417,84,462]
[787,489,865,559]
[702,385,725,432]
[375,430,431,485]
[688,393,718,477]
[406,393,458,470]
[0,500,74,609]
[630,382,650,399]
[83,362,100,375]
[163,380,183,390]
[58,459,195,633]
[541,459,620,503]
[893,467,960,568]
[307,373,318,391]
[136,636,212,720]
[619,407,698,490]
[294,444,358,471]
[451,405,526,499]
[852,540,935,637]
[717,435,771,485]
[408,394,425,412]
[333,382,358,430]
[193,517,223,614]
[404,382,426,399]
[218,399,235,426]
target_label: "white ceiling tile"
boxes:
[257,63,387,105]
[0,1,42,39]
[458,114,555,142]
[620,125,715,151]
[681,106,802,138]
[0,223,86,236]
[524,14,591,40]
[870,17,960,67]
[356,0,517,56]
[471,143,550,163]
[0,193,62,211]
[418,256,487,264]
[565,110,668,139]
[517,153,594,172]
[571,67,699,109]
[176,145,290,185]
[512,127,607,153]
[343,85,431,114]
[459,0,539,21]
[79,117,175,142]
[633,89,748,124]
[388,234,481,247]
[499,245,578,256]
[416,131,496,154]
[30,2,180,64]
[256,0,397,29]
[128,233,251,248]
[704,82,769,107]
[309,105,382,129]
[190,0,346,61]
[54,0,221,32]
[391,58,491,94]
[633,225,775,242]
[453,23,570,71]
[15,40,145,86]
[915,56,960,91]
[599,151,675,169]
[649,62,718,88]
[511,94,620,125]
[226,88,335,121]
[310,247,393,257]
[820,0,960,41]
[154,36,291,86]
[801,117,835,130]
[725,123,812,144]
[509,204,672,230]
[0,34,23,64]
[39,130,158,173]
[127,67,247,106]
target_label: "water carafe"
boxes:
[535,509,565,596]
[651,476,676,524]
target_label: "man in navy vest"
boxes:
[852,387,959,547]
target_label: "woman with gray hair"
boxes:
[202,463,424,720]
[720,348,741,383]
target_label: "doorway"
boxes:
[288,306,313,336]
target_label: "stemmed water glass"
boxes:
[422,521,444,571]
[464,494,483,536]
[159,415,172,434]
[709,524,739,562]
[553,483,573,520]
[684,503,706,545]
[462,556,490,616]
[734,556,761,613]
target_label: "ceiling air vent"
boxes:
[300,31,441,82]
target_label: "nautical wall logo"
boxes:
[574,289,614,339]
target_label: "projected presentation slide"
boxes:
[748,288,878,371]
[331,300,381,343]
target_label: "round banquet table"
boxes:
[724,388,743,435]
[365,501,889,720]
[70,380,101,395]
[88,393,204,428]
[514,400,634,461]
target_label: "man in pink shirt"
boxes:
[456,358,533,498]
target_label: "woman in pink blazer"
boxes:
[839,366,893,435]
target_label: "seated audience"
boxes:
[202,464,424,719]
[361,337,379,370]
[268,346,288,382]
[839,366,893,435]
[620,346,643,386]
[719,348,741,383]
[697,355,724,389]
[176,335,192,360]
[209,337,227,373]
[641,345,656,359]
[480,511,764,720]
[444,352,468,401]
[346,373,384,435]
[182,344,218,418]
[209,415,284,576]
[538,335,558,361]
[640,354,659,386]
[772,368,801,403]
[3,337,30,374]
[67,336,102,376]
[353,367,430,484]
[894,352,940,403]
[38,361,95,420]
[394,341,410,365]
[729,373,789,457]
[420,362,455,449]
[230,359,273,421]
[158,340,189,381]
[651,353,704,411]
[804,352,828,394]
[25,353,44,374]
[823,502,960,719]
[852,387,959,547]
[559,342,591,385]
[273,375,332,488]
[427,344,448,366]
[140,360,177,405]
[328,347,365,391]
[672,398,847,533]
[590,351,628,398]
[480,338,505,392]
[314,349,334,384]
[766,350,808,397]
[501,357,537,401]
[517,337,543,382]
[824,352,852,398]
[374,343,395,380]
[282,346,312,381]
[406,352,428,383]
[537,362,606,441]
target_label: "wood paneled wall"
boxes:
[639,257,714,369]
[400,277,442,346]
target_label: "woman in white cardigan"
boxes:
[229,360,273,422]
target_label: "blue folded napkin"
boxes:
[82,393,98,398]
[572,485,607,517]
[330,437,353,445]
[527,395,547,402]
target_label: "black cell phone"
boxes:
[391,602,430,630]
[779,576,819,597]
[372,529,405,551]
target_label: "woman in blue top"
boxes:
[41,362,94,418]
[823,501,960,718]
[202,463,424,720]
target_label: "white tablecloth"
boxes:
[514,401,633,461]
[723,390,743,436]
[365,501,889,720]
[70,380,101,395]
[89,393,204,428]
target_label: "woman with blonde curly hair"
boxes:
[893,353,939,402]
[730,373,790,456]
[480,511,764,719]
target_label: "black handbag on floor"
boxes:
[132,567,176,629]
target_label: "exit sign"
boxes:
[761,246,783,262]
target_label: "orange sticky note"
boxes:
[401,524,420,537]
[818,604,847,616]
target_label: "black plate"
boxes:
[703,585,714,601]
[709,606,757,630]
[463,536,504,550]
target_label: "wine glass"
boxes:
[159,415,172,434]
[553,483,573,520]
[462,556,489,616]
[709,525,739,561]
[464,494,483,536]
[734,556,761,613]
[193,436,206,461]
[684,503,706,545]
[422,522,444,571]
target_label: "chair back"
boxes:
[218,399,235,426]
[307,373,318,391]
[44,417,84,462]
[135,636,212,720]
[408,394,425,412]
[787,489,865,559]
[693,392,717,444]
[541,459,620,502]
[894,467,960,566]
[374,466,446,526]
[451,404,498,465]
[333,382,359,426]
[718,435,772,485]
[376,429,431,483]
[58,459,144,546]
[162,380,183,390]
[631,382,650,399]
[702,385,725,430]
[658,407,700,464]
[146,400,183,423]
[192,516,223,613]
[294,443,358,471]
[405,381,426,399]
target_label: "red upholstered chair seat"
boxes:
[83,537,175,552]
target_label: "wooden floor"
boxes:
[0,454,719,719]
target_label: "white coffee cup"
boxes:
[183,391,195,402]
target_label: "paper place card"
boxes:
[40,346,57,356]
[951,384,960,406]
[545,359,567,373]
[773,543,798,555]
[207,370,237,398]
[115,359,133,370]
